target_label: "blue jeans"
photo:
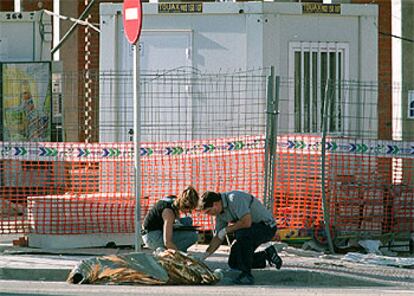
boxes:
[142,230,198,252]
[228,222,276,274]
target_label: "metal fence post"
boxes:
[321,79,335,254]
[133,44,143,252]
[263,66,280,211]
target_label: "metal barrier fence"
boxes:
[274,135,414,238]
[0,136,265,234]
[274,78,413,243]
[0,68,268,235]
[0,68,413,245]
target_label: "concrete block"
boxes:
[27,193,135,234]
[28,233,134,249]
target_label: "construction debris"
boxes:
[342,252,414,268]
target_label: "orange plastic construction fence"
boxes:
[274,135,414,239]
[0,136,264,234]
[1,135,413,237]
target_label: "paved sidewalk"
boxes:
[1,235,414,288]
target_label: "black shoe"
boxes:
[233,272,254,285]
[265,245,283,270]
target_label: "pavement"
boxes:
[1,234,414,289]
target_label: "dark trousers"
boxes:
[228,222,277,274]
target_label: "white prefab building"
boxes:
[0,11,52,62]
[99,1,378,142]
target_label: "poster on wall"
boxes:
[1,62,52,142]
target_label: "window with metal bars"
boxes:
[290,42,349,133]
[408,90,414,119]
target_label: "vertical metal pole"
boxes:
[263,67,280,211]
[53,0,60,61]
[321,79,335,254]
[269,76,280,210]
[14,0,21,12]
[133,44,142,252]
[263,67,274,208]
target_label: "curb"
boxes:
[0,267,71,281]
[0,265,399,287]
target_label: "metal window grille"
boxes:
[408,90,414,119]
[290,42,349,134]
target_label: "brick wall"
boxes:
[0,0,13,10]
[0,0,53,11]
[76,0,122,142]
[352,0,392,140]
[77,0,123,73]
[23,0,53,11]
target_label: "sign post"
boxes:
[123,0,143,252]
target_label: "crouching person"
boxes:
[198,190,282,285]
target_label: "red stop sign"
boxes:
[123,0,143,45]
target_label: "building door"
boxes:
[139,30,193,141]
[139,30,192,71]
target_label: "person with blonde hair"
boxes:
[142,186,199,252]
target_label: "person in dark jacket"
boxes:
[198,190,282,285]
[142,186,199,252]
